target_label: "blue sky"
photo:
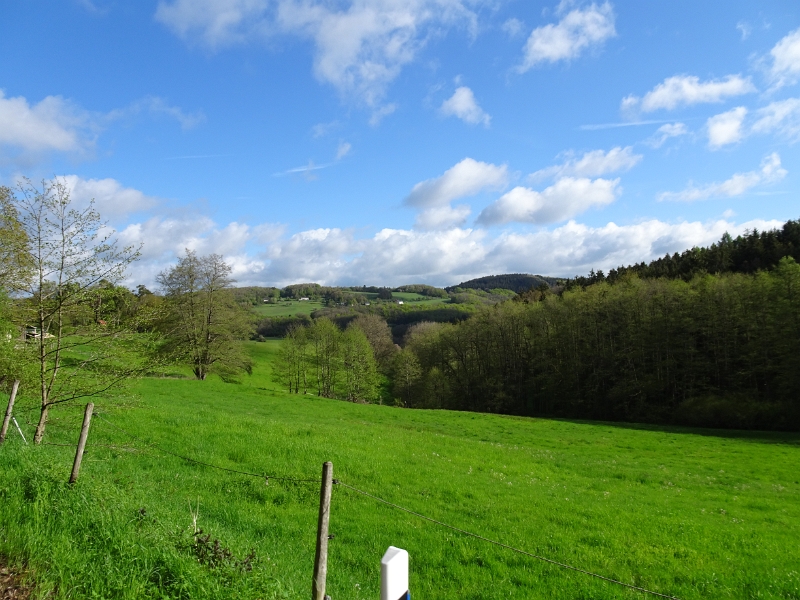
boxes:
[2,0,799,287]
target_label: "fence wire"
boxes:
[14,408,683,599]
[93,412,321,485]
[336,479,681,599]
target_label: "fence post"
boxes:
[381,546,410,600]
[69,402,94,484]
[0,380,21,444]
[312,461,333,600]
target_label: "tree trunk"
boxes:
[0,380,21,444]
[34,403,49,444]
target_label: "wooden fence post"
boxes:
[312,461,333,600]
[69,402,94,484]
[0,380,21,444]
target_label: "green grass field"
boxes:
[250,300,325,317]
[1,341,799,599]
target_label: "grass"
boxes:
[1,340,799,599]
[250,300,324,317]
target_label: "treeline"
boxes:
[567,220,800,288]
[394,261,800,430]
[447,273,559,293]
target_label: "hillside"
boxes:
[447,273,561,293]
[1,341,798,599]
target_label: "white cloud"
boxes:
[414,204,471,230]
[336,141,352,159]
[658,153,787,202]
[646,122,688,148]
[502,17,524,38]
[768,27,800,88]
[622,75,756,113]
[0,90,94,158]
[707,106,747,149]
[440,86,491,126]
[519,2,615,71]
[405,158,508,208]
[156,0,478,110]
[61,175,159,220]
[530,146,641,181]
[736,21,751,41]
[154,0,273,47]
[477,177,619,226]
[127,96,206,130]
[120,214,785,288]
[752,98,800,141]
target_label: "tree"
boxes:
[157,250,253,381]
[11,178,144,444]
[340,325,378,402]
[272,323,310,394]
[349,314,396,371]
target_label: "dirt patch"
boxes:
[0,562,32,600]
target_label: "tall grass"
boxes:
[1,341,799,599]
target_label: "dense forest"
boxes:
[396,258,800,431]
[447,273,560,293]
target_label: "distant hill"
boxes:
[446,273,561,293]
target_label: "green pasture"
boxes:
[1,341,799,599]
[251,300,324,317]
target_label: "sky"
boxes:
[1,0,799,288]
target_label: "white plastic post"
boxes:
[381,546,409,600]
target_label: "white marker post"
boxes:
[381,546,409,600]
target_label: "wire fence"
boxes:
[5,406,682,599]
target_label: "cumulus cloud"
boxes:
[530,146,641,181]
[658,153,787,202]
[61,175,159,220]
[440,86,491,126]
[646,122,687,148]
[622,75,755,113]
[404,158,508,209]
[156,0,477,109]
[120,214,785,288]
[768,27,800,89]
[476,177,619,226]
[707,106,747,149]
[414,204,471,231]
[0,90,95,159]
[752,98,800,141]
[519,2,615,71]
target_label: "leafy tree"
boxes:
[272,323,310,394]
[157,251,253,381]
[340,325,378,402]
[307,317,341,397]
[349,314,396,371]
[12,178,144,444]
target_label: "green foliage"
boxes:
[447,273,559,294]
[273,318,379,402]
[403,271,800,429]
[157,251,253,382]
[9,178,144,443]
[566,219,800,288]
[0,341,798,598]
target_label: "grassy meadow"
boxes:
[1,341,799,599]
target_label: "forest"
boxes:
[396,260,800,430]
